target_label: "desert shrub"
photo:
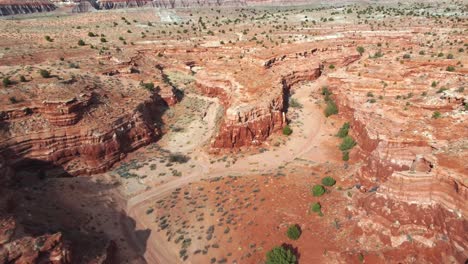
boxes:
[282,125,293,136]
[339,136,356,151]
[45,35,53,42]
[286,225,301,240]
[403,54,410,59]
[342,151,349,161]
[289,97,302,108]
[329,64,335,69]
[141,82,155,91]
[39,69,50,78]
[100,37,107,43]
[2,77,11,86]
[169,153,190,163]
[322,176,336,187]
[88,32,96,37]
[78,39,85,46]
[266,246,296,264]
[322,86,331,97]
[9,97,18,104]
[20,75,26,82]
[324,100,338,117]
[69,62,79,69]
[446,66,455,72]
[337,122,350,138]
[446,53,454,59]
[432,111,441,119]
[311,202,321,213]
[436,87,448,93]
[431,81,437,87]
[356,46,364,55]
[372,50,383,58]
[312,184,325,197]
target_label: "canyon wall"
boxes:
[0,84,167,176]
[0,0,56,16]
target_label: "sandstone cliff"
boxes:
[0,0,56,16]
[0,75,169,176]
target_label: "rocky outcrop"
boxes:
[0,74,168,176]
[0,0,56,16]
[0,216,72,264]
[71,0,96,13]
[1,95,163,176]
[96,0,148,9]
[195,48,359,150]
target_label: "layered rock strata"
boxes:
[0,75,168,176]
[0,0,56,16]
[195,47,359,149]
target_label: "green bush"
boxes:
[356,46,364,55]
[322,86,331,97]
[39,69,50,78]
[342,151,349,161]
[329,64,335,69]
[339,136,356,151]
[100,37,107,43]
[403,54,410,59]
[141,82,155,92]
[168,153,190,163]
[312,185,325,197]
[322,176,336,187]
[324,100,338,117]
[2,77,11,86]
[432,111,441,119]
[311,202,321,213]
[286,225,301,240]
[336,122,350,138]
[446,66,455,72]
[78,39,86,46]
[282,125,293,136]
[266,246,296,264]
[446,53,454,59]
[289,97,303,108]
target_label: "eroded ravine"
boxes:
[124,77,332,263]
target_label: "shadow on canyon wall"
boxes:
[0,157,151,264]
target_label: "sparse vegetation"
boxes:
[140,82,155,91]
[322,176,336,187]
[432,111,441,119]
[282,125,293,136]
[356,46,365,55]
[286,224,301,240]
[289,97,302,108]
[168,153,190,164]
[312,185,325,197]
[39,69,51,78]
[2,77,11,87]
[266,246,296,264]
[339,136,356,151]
[336,122,350,138]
